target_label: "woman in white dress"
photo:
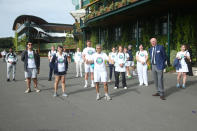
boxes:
[176,44,191,88]
[136,44,148,86]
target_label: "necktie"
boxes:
[152,47,156,64]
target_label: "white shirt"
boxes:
[109,52,116,64]
[176,51,190,66]
[82,47,96,61]
[27,50,36,68]
[56,53,66,72]
[93,52,109,72]
[136,50,148,64]
[48,50,57,62]
[115,52,127,72]
[74,51,83,62]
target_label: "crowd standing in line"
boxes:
[1,37,194,101]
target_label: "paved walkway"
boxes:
[0,58,197,131]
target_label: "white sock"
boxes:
[91,80,94,85]
[85,80,88,85]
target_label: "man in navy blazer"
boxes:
[149,38,167,100]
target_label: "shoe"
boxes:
[62,93,68,97]
[96,94,100,100]
[160,96,166,100]
[91,83,95,88]
[145,84,148,87]
[133,72,138,76]
[124,87,127,90]
[80,74,83,77]
[128,75,132,78]
[48,78,52,81]
[114,87,118,89]
[139,83,143,86]
[75,75,79,78]
[108,79,112,82]
[182,84,186,89]
[7,79,10,82]
[176,83,180,88]
[24,88,31,93]
[13,78,15,81]
[35,88,40,93]
[105,94,112,101]
[53,92,57,97]
[84,84,88,88]
[152,93,160,96]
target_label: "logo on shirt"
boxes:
[119,55,123,59]
[181,54,184,59]
[58,58,64,63]
[140,53,145,57]
[28,54,34,59]
[78,53,81,56]
[88,50,93,55]
[112,55,115,58]
[9,55,14,58]
[96,57,103,65]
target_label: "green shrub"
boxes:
[170,50,177,65]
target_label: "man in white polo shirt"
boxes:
[82,40,96,88]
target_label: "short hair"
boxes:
[87,40,91,43]
[128,45,132,49]
[96,44,102,48]
[58,45,63,49]
[26,41,32,45]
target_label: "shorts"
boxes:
[127,61,134,66]
[54,71,66,76]
[85,64,94,73]
[25,68,37,79]
[94,71,107,83]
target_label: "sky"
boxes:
[0,0,75,38]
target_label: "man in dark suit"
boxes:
[149,38,167,100]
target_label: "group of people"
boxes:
[2,37,192,101]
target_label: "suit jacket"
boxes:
[149,44,167,70]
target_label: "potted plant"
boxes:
[128,0,138,4]
[109,3,114,10]
[122,0,127,6]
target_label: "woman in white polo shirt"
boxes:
[136,44,148,86]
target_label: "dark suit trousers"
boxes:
[49,63,54,79]
[152,65,164,96]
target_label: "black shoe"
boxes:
[48,78,52,81]
[13,79,15,81]
[7,79,10,82]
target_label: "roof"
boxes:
[13,15,48,30]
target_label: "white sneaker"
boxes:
[108,79,111,82]
[133,72,138,76]
[124,87,127,90]
[24,88,31,93]
[80,74,83,77]
[91,83,95,88]
[75,75,79,78]
[84,84,88,88]
[35,88,40,93]
[145,84,148,86]
[105,94,112,101]
[96,94,100,100]
[62,93,68,97]
[114,87,118,89]
[139,83,143,86]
